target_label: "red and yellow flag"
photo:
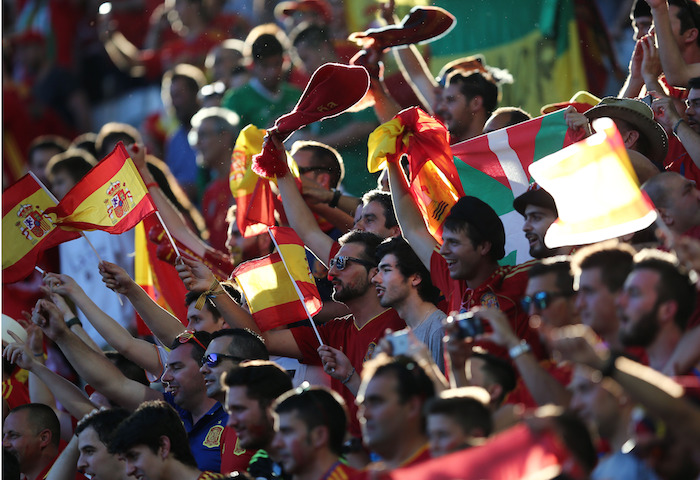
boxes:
[232,227,321,332]
[529,117,657,248]
[229,125,276,237]
[368,107,465,241]
[2,174,81,283]
[45,142,155,233]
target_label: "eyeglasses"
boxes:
[176,330,207,351]
[521,291,572,311]
[685,98,700,110]
[329,255,376,271]
[201,353,244,368]
[297,166,327,175]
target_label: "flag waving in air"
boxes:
[452,109,586,264]
[3,174,81,283]
[45,142,155,233]
[232,226,322,332]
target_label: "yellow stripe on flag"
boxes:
[235,258,301,313]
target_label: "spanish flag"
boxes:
[229,125,276,237]
[45,142,155,233]
[367,107,465,242]
[232,227,321,332]
[2,174,81,283]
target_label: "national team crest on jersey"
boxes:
[480,292,500,309]
[202,425,224,448]
[105,181,134,223]
[15,204,52,244]
[364,342,377,363]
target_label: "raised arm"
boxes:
[653,94,700,168]
[45,435,80,480]
[32,299,161,411]
[44,272,163,377]
[646,0,700,87]
[176,256,304,359]
[3,337,96,420]
[387,160,439,269]
[99,260,186,346]
[270,134,335,265]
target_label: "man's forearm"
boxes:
[29,363,95,420]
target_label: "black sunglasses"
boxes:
[329,255,376,271]
[298,166,328,175]
[201,353,244,368]
[521,291,571,311]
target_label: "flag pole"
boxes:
[34,266,45,275]
[154,211,181,258]
[30,171,123,306]
[267,228,324,346]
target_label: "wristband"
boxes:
[145,182,159,190]
[672,118,685,137]
[341,367,356,385]
[508,341,531,360]
[34,352,47,359]
[65,317,82,329]
[328,189,342,208]
[194,279,225,310]
[600,352,620,377]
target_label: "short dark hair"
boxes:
[361,190,398,229]
[184,290,222,321]
[28,135,70,161]
[70,132,99,159]
[274,386,347,456]
[109,401,197,467]
[632,249,696,330]
[75,408,130,446]
[425,388,492,438]
[337,230,383,267]
[669,0,700,47]
[528,257,575,296]
[614,118,652,160]
[163,64,207,96]
[246,25,287,61]
[471,349,516,406]
[290,22,331,48]
[95,123,143,158]
[571,241,636,293]
[689,77,700,90]
[375,237,440,304]
[492,106,531,126]
[46,149,97,184]
[223,360,293,407]
[9,404,61,448]
[290,140,344,189]
[361,355,435,431]
[169,330,212,365]
[446,70,499,116]
[210,328,269,361]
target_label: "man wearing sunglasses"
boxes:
[199,329,269,473]
[30,302,226,473]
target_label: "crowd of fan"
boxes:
[4,0,700,479]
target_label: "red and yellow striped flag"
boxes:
[2,174,81,283]
[45,142,155,233]
[232,227,321,332]
[529,118,657,248]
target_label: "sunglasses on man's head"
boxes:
[329,255,376,271]
[176,330,207,350]
[201,353,244,368]
[520,291,571,311]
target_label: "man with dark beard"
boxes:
[617,249,696,371]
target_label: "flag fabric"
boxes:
[367,107,465,241]
[2,174,80,283]
[388,424,573,480]
[529,117,657,248]
[428,0,587,116]
[44,142,155,233]
[452,109,586,265]
[133,217,188,335]
[232,227,321,332]
[229,125,276,237]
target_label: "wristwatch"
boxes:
[509,340,531,359]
